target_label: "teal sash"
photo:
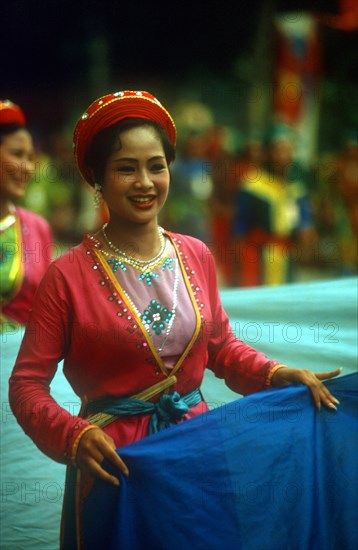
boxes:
[84,389,202,434]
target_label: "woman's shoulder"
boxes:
[165,229,208,249]
[165,229,213,258]
[33,240,89,299]
[16,206,51,229]
[50,237,89,269]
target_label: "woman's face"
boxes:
[0,129,34,202]
[102,125,170,225]
[268,139,294,171]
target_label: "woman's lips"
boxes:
[128,195,156,209]
[10,179,28,194]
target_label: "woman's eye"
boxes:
[151,164,166,172]
[117,166,135,173]
[10,149,24,158]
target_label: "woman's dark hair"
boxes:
[85,118,176,186]
[0,123,25,144]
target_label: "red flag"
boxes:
[273,15,322,125]
[315,0,358,31]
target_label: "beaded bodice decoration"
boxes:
[97,229,197,367]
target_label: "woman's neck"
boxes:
[99,220,163,261]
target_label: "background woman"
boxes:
[0,99,53,326]
[9,91,341,548]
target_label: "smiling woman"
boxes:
[0,100,53,325]
[93,124,171,237]
[9,90,342,549]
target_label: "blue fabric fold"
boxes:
[85,389,202,434]
[83,373,358,550]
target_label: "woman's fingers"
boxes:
[305,368,341,410]
[315,368,342,381]
[76,428,129,486]
[299,369,341,411]
[273,367,342,411]
[83,455,122,487]
[309,379,339,411]
[102,445,129,478]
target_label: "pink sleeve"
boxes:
[204,249,278,395]
[8,262,90,465]
[3,210,54,325]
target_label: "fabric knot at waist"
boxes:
[84,389,202,435]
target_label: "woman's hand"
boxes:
[271,366,342,411]
[76,427,129,487]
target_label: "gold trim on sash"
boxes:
[88,375,178,428]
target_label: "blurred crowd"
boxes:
[19,99,357,287]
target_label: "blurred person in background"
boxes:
[312,129,358,278]
[232,121,316,286]
[236,130,266,178]
[334,129,358,274]
[0,99,53,326]
[205,124,248,287]
[160,100,214,242]
[23,128,102,246]
[217,129,266,287]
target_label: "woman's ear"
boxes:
[88,168,97,185]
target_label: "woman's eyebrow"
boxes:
[111,155,166,162]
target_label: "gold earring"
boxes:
[93,183,103,209]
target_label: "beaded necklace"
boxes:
[100,241,176,285]
[0,215,16,232]
[0,204,16,232]
[101,226,175,285]
[102,224,166,270]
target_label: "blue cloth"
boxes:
[82,373,358,550]
[85,389,202,434]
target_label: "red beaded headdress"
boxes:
[73,90,176,184]
[0,99,26,126]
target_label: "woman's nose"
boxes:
[21,157,35,179]
[134,169,153,189]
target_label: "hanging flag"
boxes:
[315,0,358,31]
[272,12,322,166]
